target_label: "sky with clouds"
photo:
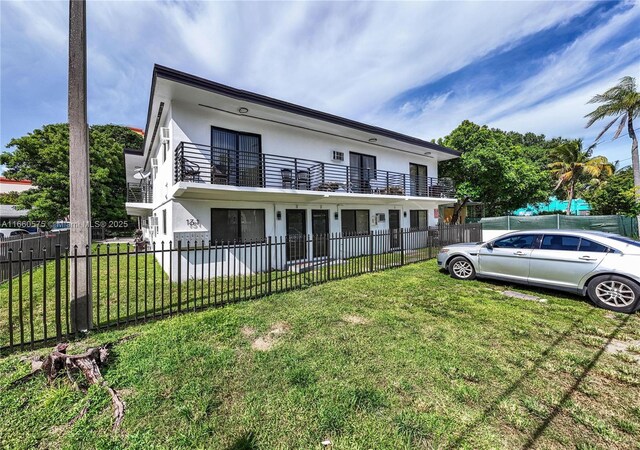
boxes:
[1,0,639,167]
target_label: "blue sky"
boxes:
[1,1,639,168]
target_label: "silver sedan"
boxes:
[437,230,640,313]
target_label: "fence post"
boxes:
[507,215,511,230]
[400,228,405,266]
[369,231,374,272]
[54,245,62,340]
[7,249,13,350]
[177,240,182,312]
[267,236,272,295]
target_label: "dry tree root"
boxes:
[9,339,134,431]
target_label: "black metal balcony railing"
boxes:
[126,182,153,203]
[174,142,455,198]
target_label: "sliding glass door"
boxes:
[211,127,262,187]
[349,152,376,193]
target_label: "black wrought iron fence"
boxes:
[0,223,481,352]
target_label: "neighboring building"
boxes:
[513,197,591,216]
[439,201,484,224]
[125,65,459,276]
[0,177,33,194]
[0,177,33,226]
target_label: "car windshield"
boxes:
[607,235,640,248]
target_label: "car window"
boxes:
[493,234,537,249]
[540,235,579,251]
[9,231,25,236]
[579,239,609,253]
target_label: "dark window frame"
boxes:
[211,126,263,187]
[409,210,428,230]
[578,238,610,253]
[341,209,370,236]
[493,234,539,249]
[162,209,167,235]
[410,163,428,196]
[210,208,266,243]
[537,234,611,253]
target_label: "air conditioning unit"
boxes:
[149,215,159,236]
[160,127,171,142]
[331,150,344,162]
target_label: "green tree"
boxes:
[439,120,553,216]
[548,140,613,215]
[583,166,640,216]
[0,191,20,205]
[585,76,640,229]
[0,124,143,223]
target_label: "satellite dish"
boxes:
[133,168,150,180]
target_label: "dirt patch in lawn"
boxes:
[240,326,256,338]
[342,314,370,325]
[604,339,640,363]
[251,322,290,352]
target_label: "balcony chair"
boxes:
[180,158,202,182]
[296,170,310,190]
[281,168,293,188]
[212,163,229,185]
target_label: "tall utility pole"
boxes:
[69,0,92,332]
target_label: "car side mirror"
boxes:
[485,242,493,250]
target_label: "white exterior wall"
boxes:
[170,100,439,181]
[135,96,451,279]
[159,197,438,279]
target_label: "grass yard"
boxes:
[1,259,639,449]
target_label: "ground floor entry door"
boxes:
[389,210,401,249]
[312,210,329,258]
[286,209,307,261]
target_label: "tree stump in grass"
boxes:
[11,340,129,430]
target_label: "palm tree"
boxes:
[585,76,640,230]
[548,140,613,215]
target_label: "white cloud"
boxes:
[1,0,636,167]
[365,2,639,165]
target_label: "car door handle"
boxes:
[578,256,597,261]
[513,251,526,256]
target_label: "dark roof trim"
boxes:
[124,147,143,155]
[151,64,460,157]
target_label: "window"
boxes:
[579,239,609,253]
[493,234,537,249]
[349,152,376,193]
[410,163,428,196]
[162,209,167,235]
[341,210,369,235]
[211,127,262,187]
[540,235,580,251]
[211,209,265,242]
[410,210,428,230]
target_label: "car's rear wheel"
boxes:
[448,256,476,280]
[587,275,640,313]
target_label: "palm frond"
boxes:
[592,117,618,141]
[612,114,628,140]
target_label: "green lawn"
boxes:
[0,245,434,349]
[1,260,639,449]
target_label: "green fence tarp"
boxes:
[479,215,638,238]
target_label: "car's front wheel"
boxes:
[448,256,476,280]
[587,275,640,313]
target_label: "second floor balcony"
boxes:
[126,182,153,203]
[173,142,455,199]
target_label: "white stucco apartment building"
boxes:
[125,65,460,275]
